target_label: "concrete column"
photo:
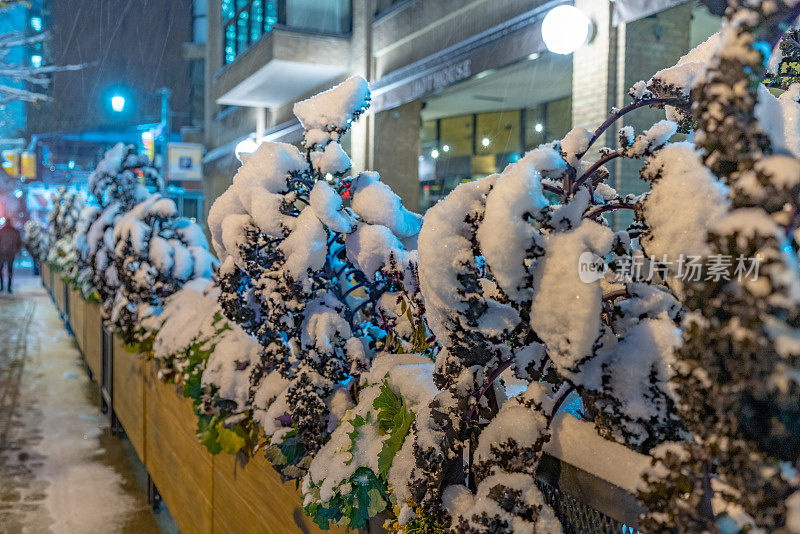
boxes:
[372,101,422,212]
[349,0,374,174]
[571,0,618,152]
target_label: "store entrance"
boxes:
[419,52,573,211]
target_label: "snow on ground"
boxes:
[0,272,164,534]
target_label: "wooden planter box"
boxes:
[112,336,146,462]
[67,287,85,353]
[84,301,103,383]
[213,453,343,534]
[145,360,214,534]
[53,275,65,315]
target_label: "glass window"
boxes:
[284,0,351,34]
[545,97,572,142]
[524,98,571,148]
[221,0,235,22]
[439,115,473,157]
[222,0,350,64]
[475,111,520,156]
[224,22,236,64]
[265,1,278,30]
[236,10,249,53]
[184,197,200,222]
[250,0,263,43]
[420,120,437,146]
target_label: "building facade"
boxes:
[201,0,720,225]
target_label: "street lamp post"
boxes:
[158,87,171,174]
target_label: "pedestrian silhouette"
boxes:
[0,217,23,293]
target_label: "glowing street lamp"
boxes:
[542,5,592,55]
[111,95,126,113]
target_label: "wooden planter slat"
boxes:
[145,361,213,534]
[84,301,103,382]
[53,276,65,315]
[112,336,146,462]
[213,452,343,534]
[67,287,84,353]
[78,297,87,355]
[41,263,50,290]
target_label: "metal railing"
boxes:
[536,453,641,533]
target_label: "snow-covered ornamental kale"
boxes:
[208,76,423,482]
[88,144,158,325]
[111,193,215,346]
[89,142,163,206]
[23,219,49,266]
[397,28,731,534]
[636,2,800,532]
[150,278,263,457]
[86,142,214,346]
[72,205,101,299]
[46,187,85,275]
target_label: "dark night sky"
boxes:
[27,0,194,134]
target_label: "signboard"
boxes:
[26,186,59,212]
[370,8,547,113]
[167,142,203,181]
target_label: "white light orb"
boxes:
[542,5,592,55]
[111,95,126,112]
[442,144,450,152]
[235,136,260,162]
[481,137,490,147]
[431,149,440,159]
[535,123,544,133]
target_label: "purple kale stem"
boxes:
[577,97,688,160]
[571,150,622,194]
[462,357,514,423]
[586,202,636,220]
[542,182,564,196]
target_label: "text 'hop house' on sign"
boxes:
[35,1,800,531]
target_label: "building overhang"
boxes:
[214,30,350,108]
[216,59,347,108]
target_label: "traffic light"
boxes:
[1,150,20,177]
[21,151,36,179]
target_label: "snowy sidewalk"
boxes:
[0,272,167,534]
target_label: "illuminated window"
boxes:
[222,0,351,65]
[251,0,264,42]
[439,115,473,157]
[475,111,520,155]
